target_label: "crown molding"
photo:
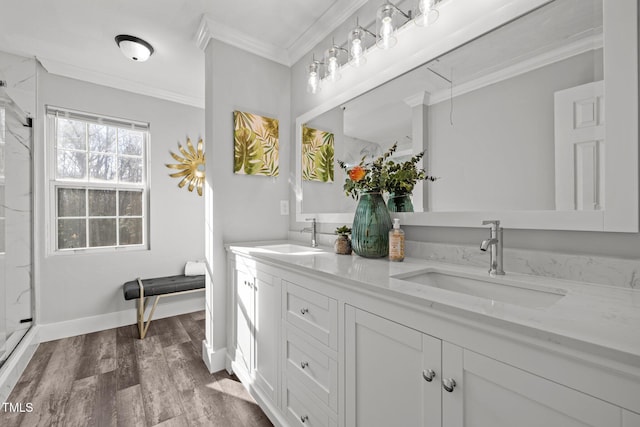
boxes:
[404,91,431,107]
[196,0,368,67]
[196,15,290,65]
[286,0,369,66]
[429,32,603,105]
[38,57,205,108]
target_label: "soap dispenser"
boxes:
[389,218,405,262]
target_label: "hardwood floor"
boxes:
[1,311,273,427]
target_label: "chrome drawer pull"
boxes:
[300,361,309,369]
[300,307,309,315]
[442,378,456,392]
[300,415,309,423]
[422,369,436,382]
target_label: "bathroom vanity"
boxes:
[225,241,640,427]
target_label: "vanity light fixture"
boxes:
[348,18,376,67]
[307,55,323,94]
[324,39,348,82]
[415,0,442,27]
[115,34,154,62]
[376,1,412,49]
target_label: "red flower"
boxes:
[348,166,366,182]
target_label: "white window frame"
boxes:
[46,106,150,254]
[0,106,5,255]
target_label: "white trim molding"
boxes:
[196,0,368,66]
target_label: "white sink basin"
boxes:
[392,268,566,309]
[255,243,323,255]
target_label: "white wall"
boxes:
[203,39,291,369]
[35,65,205,326]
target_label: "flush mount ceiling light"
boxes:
[376,1,412,49]
[115,34,154,62]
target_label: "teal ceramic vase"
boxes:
[351,192,393,258]
[387,192,414,212]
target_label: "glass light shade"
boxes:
[415,0,440,27]
[376,3,397,49]
[307,62,321,94]
[324,47,342,82]
[348,27,367,67]
[115,35,154,62]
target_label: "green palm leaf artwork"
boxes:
[233,111,279,177]
[302,125,334,183]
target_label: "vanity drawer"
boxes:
[284,281,338,350]
[284,325,338,412]
[284,376,337,427]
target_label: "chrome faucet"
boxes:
[301,218,318,248]
[480,220,505,276]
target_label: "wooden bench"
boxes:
[123,274,205,339]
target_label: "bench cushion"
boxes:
[123,274,205,300]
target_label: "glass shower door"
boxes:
[0,87,33,368]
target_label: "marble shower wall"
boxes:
[0,51,35,356]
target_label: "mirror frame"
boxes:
[295,0,638,231]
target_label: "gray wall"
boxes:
[35,66,205,324]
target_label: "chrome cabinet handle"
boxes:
[300,415,309,423]
[422,369,436,382]
[442,378,456,392]
[300,361,309,369]
[300,307,309,315]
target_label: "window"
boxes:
[47,107,148,251]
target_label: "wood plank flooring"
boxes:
[1,311,273,427]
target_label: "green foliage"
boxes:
[315,143,334,182]
[234,127,264,174]
[335,225,351,235]
[337,143,398,199]
[385,151,437,195]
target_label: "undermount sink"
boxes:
[255,243,323,255]
[392,268,566,309]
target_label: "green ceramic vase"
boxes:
[351,192,393,258]
[387,192,414,212]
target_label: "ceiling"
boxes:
[0,0,366,108]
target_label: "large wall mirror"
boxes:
[296,0,638,231]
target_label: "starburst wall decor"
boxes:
[165,137,205,196]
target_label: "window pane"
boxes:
[118,129,143,156]
[88,189,116,216]
[89,218,116,247]
[119,218,142,245]
[89,124,116,153]
[57,150,87,179]
[89,154,116,181]
[118,157,143,183]
[119,190,143,216]
[57,118,86,150]
[57,188,86,217]
[58,218,86,249]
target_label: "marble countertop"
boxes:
[226,240,640,366]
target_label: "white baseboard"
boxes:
[38,295,205,343]
[0,326,39,404]
[202,339,226,373]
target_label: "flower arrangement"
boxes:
[337,142,436,199]
[337,143,398,199]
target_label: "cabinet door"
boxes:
[254,271,279,405]
[235,268,254,375]
[443,342,623,427]
[345,306,441,427]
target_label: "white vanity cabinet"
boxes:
[346,305,629,427]
[231,256,281,408]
